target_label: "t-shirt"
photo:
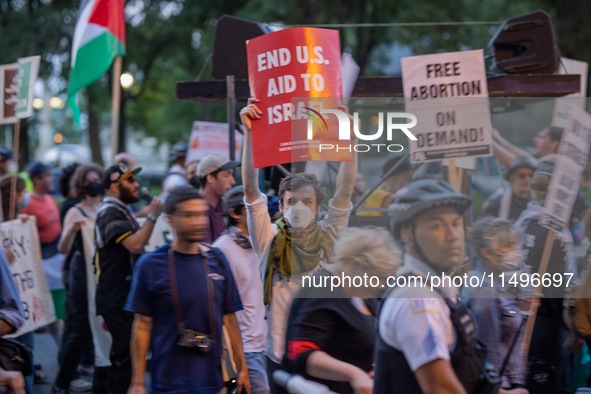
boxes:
[245,192,352,363]
[482,191,529,222]
[125,243,243,394]
[22,194,61,243]
[203,198,225,244]
[94,197,140,315]
[379,255,456,372]
[213,232,266,353]
[282,268,376,394]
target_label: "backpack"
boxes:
[563,254,591,338]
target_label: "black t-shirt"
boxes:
[94,197,140,315]
[282,268,377,394]
[482,192,529,222]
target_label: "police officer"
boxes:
[373,179,527,394]
[0,146,12,177]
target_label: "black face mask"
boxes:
[189,175,200,189]
[84,182,103,198]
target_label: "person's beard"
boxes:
[118,183,139,204]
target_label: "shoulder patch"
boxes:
[409,298,440,314]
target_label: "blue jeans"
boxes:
[245,352,269,394]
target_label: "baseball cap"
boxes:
[103,163,142,189]
[225,185,245,211]
[197,154,240,179]
[0,146,12,161]
[28,162,53,179]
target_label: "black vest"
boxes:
[373,285,487,394]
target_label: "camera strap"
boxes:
[168,245,216,339]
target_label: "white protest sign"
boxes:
[185,121,244,165]
[137,216,173,253]
[16,56,41,119]
[401,49,493,163]
[80,218,112,367]
[1,219,56,337]
[0,63,19,125]
[540,105,591,232]
[341,53,360,106]
[551,58,588,128]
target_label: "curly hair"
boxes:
[278,173,326,208]
[470,216,516,263]
[70,164,104,200]
[58,163,79,198]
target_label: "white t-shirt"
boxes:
[244,192,351,363]
[162,164,187,193]
[213,233,266,353]
[379,255,457,372]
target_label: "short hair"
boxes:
[0,176,26,221]
[70,164,104,200]
[164,186,204,215]
[471,216,516,263]
[333,227,403,275]
[531,165,553,200]
[227,205,244,228]
[548,126,563,142]
[58,163,79,198]
[199,168,221,189]
[278,173,326,207]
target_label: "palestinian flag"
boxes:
[68,0,126,124]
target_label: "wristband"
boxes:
[146,214,157,223]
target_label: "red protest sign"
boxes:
[246,27,350,168]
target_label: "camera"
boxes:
[177,329,215,353]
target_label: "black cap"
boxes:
[103,163,142,189]
[382,152,413,177]
[225,186,245,211]
[0,146,12,161]
[28,162,53,179]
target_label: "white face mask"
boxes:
[284,201,315,230]
[496,249,522,272]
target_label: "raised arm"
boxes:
[333,106,359,209]
[492,128,536,166]
[240,98,263,204]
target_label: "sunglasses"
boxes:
[119,177,136,184]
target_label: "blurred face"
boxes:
[533,128,558,157]
[0,160,9,175]
[207,169,235,197]
[167,199,209,243]
[482,234,517,266]
[117,175,139,204]
[354,173,366,197]
[509,168,533,198]
[401,205,464,271]
[279,185,320,228]
[229,206,248,231]
[35,170,55,194]
[84,171,101,186]
[185,162,198,182]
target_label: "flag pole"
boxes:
[9,120,20,221]
[110,56,122,165]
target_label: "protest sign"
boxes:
[401,49,493,163]
[81,218,112,367]
[0,63,20,125]
[540,104,591,232]
[551,58,588,128]
[137,216,173,252]
[185,121,244,165]
[246,27,348,168]
[16,56,41,119]
[1,219,56,337]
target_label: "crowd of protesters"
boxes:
[0,97,588,394]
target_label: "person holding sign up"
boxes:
[239,98,358,392]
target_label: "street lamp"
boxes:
[33,98,44,109]
[120,73,134,90]
[49,97,64,109]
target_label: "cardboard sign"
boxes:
[80,219,112,367]
[185,121,244,165]
[16,56,41,119]
[1,219,56,337]
[0,63,19,125]
[246,28,347,168]
[137,216,174,253]
[540,105,591,232]
[401,49,493,163]
[551,58,588,128]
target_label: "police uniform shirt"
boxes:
[379,254,457,371]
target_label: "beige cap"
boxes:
[197,154,240,179]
